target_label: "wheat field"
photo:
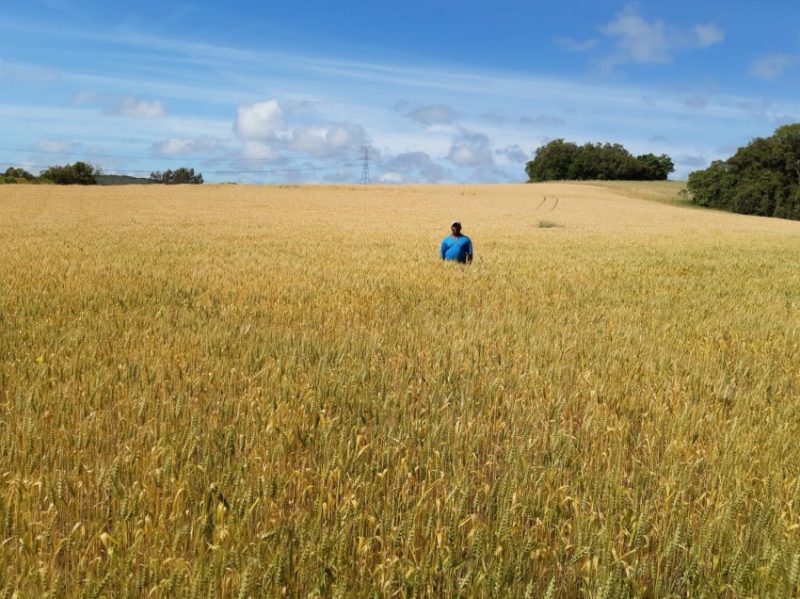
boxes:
[1,182,800,597]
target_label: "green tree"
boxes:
[687,124,800,220]
[525,139,580,181]
[39,162,99,185]
[634,154,674,180]
[3,167,35,182]
[149,167,204,184]
[526,139,673,182]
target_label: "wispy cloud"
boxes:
[111,97,166,118]
[2,16,796,184]
[153,137,221,156]
[397,103,458,126]
[595,5,723,69]
[693,24,724,48]
[749,54,800,80]
[34,138,78,153]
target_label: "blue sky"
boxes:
[2,0,799,183]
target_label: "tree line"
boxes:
[148,168,203,184]
[525,140,674,182]
[2,162,100,185]
[2,163,204,185]
[686,124,800,219]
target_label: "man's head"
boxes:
[450,220,462,236]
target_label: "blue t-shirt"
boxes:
[440,235,473,262]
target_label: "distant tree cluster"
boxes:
[40,162,100,185]
[2,167,35,183]
[2,162,100,185]
[687,124,800,219]
[149,167,204,184]
[1,162,204,185]
[525,139,674,182]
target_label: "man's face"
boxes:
[451,224,461,236]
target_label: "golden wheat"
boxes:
[1,182,799,597]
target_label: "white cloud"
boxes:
[34,139,76,153]
[598,6,724,67]
[403,104,457,126]
[602,6,670,64]
[694,24,724,48]
[153,137,220,156]
[73,90,98,105]
[496,144,529,164]
[749,54,800,80]
[242,140,282,161]
[235,99,284,140]
[113,97,166,118]
[447,129,495,167]
[288,123,368,157]
[379,151,450,183]
[379,172,404,183]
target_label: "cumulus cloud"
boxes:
[153,138,220,156]
[379,151,450,183]
[598,5,723,67]
[242,141,282,161]
[112,97,166,118]
[235,99,285,140]
[447,129,495,168]
[749,54,800,80]
[496,145,529,164]
[288,123,368,157]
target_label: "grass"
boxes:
[1,182,800,597]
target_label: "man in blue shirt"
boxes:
[440,220,473,264]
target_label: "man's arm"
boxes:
[466,239,473,263]
[440,238,447,260]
